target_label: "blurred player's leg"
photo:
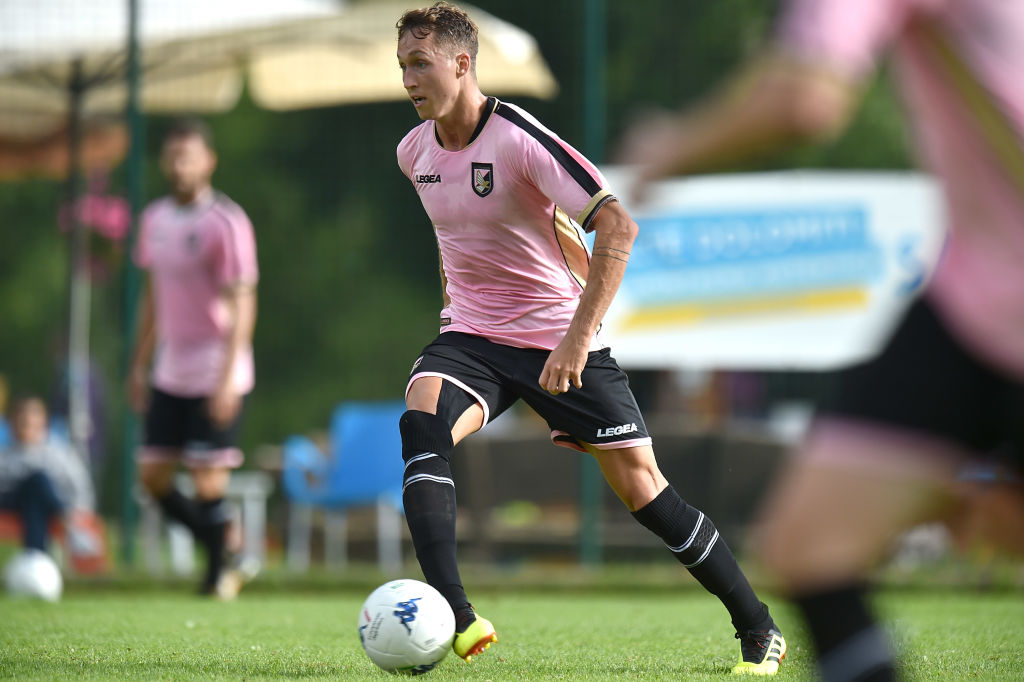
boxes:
[191,466,233,596]
[140,460,208,573]
[756,422,963,681]
[592,444,785,675]
[140,457,211,587]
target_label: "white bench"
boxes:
[137,471,274,576]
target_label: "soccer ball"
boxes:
[358,579,455,675]
[4,549,63,602]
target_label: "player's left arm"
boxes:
[208,204,259,427]
[209,282,257,427]
[539,200,636,394]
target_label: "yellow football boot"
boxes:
[732,628,787,675]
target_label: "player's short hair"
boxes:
[9,394,45,420]
[164,116,215,151]
[396,2,479,70]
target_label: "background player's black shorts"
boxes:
[143,387,245,454]
[823,296,1024,470]
[408,332,652,452]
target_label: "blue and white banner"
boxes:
[598,170,945,370]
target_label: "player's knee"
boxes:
[139,465,173,496]
[399,410,454,459]
[597,450,665,511]
[400,410,455,492]
[192,468,230,500]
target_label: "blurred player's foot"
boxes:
[214,553,260,601]
[453,604,497,662]
[199,553,260,601]
[732,627,786,675]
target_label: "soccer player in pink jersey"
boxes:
[395,3,785,673]
[619,1,1024,679]
[128,118,259,600]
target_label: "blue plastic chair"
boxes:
[282,400,406,572]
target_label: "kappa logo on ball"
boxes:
[596,422,638,438]
[471,162,493,197]
[393,597,422,634]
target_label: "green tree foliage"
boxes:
[0,1,913,492]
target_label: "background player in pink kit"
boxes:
[395,3,785,673]
[619,1,1024,680]
[129,118,258,599]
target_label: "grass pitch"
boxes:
[2,582,1023,680]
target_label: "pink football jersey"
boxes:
[134,191,258,397]
[779,0,1024,378]
[398,98,616,351]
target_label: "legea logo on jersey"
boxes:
[471,162,493,197]
[596,423,638,438]
[415,173,442,184]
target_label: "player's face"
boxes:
[397,31,461,121]
[160,133,216,201]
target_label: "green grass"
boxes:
[2,582,1023,680]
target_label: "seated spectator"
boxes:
[0,395,97,557]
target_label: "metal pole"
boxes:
[582,0,607,164]
[119,0,144,565]
[579,0,607,567]
[66,59,92,467]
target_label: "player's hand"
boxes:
[126,365,150,414]
[614,108,687,204]
[207,387,242,428]
[539,336,588,395]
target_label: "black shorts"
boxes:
[824,297,1024,470]
[139,387,246,469]
[407,332,651,452]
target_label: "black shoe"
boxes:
[732,627,787,675]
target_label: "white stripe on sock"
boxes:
[666,512,704,553]
[403,452,438,472]
[683,530,718,568]
[402,473,454,492]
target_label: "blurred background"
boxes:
[1,0,941,581]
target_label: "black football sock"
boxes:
[196,497,230,589]
[632,485,773,632]
[454,604,477,632]
[400,410,467,610]
[794,584,895,682]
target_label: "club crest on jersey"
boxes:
[471,162,493,197]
